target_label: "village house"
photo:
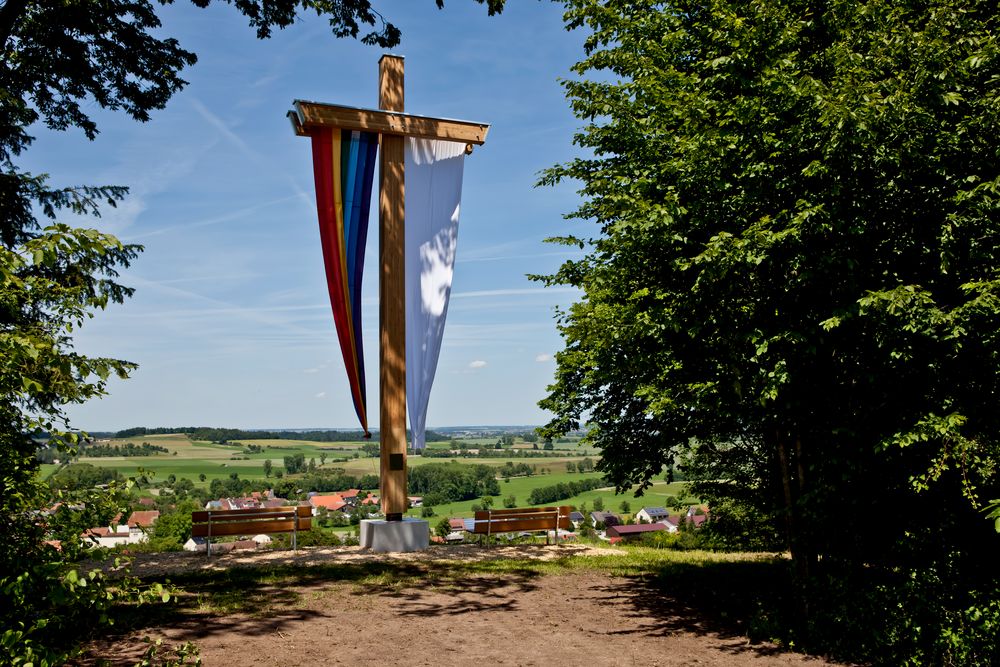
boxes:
[685,505,710,528]
[445,517,466,542]
[606,522,668,544]
[82,510,160,548]
[338,489,361,505]
[590,511,621,528]
[309,494,347,514]
[635,507,670,524]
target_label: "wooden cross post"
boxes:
[289,55,489,521]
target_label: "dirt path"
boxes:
[82,547,846,666]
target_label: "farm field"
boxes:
[68,434,601,487]
[416,478,697,520]
[59,433,697,519]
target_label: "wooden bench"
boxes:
[473,506,572,545]
[191,505,312,556]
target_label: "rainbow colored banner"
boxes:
[310,128,378,437]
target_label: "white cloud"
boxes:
[303,368,320,374]
[315,391,327,399]
[535,353,552,362]
[468,360,488,369]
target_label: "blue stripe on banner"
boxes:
[343,131,359,286]
[351,133,378,401]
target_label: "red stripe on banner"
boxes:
[311,128,370,436]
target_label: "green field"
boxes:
[414,477,697,520]
[65,434,599,486]
[55,433,693,519]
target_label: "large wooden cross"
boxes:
[288,55,489,520]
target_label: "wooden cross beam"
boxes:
[289,55,489,521]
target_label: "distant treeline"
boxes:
[408,462,500,505]
[36,441,170,463]
[209,468,379,500]
[81,442,169,457]
[115,427,200,438]
[527,478,606,505]
[114,426,446,443]
[48,463,123,491]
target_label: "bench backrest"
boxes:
[191,505,312,538]
[472,506,572,534]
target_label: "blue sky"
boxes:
[23,1,591,431]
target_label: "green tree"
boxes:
[263,458,273,478]
[503,494,517,508]
[199,473,207,483]
[144,501,197,551]
[0,3,508,663]
[0,225,140,664]
[619,500,630,514]
[435,517,452,539]
[540,0,1000,661]
[591,497,604,512]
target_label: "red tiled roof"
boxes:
[310,494,346,511]
[128,510,160,528]
[138,497,156,506]
[83,527,112,537]
[448,518,465,530]
[339,489,360,498]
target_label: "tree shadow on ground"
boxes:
[583,556,799,657]
[77,549,836,665]
[85,558,546,654]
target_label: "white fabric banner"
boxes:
[404,138,466,450]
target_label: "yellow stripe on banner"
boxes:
[330,132,359,374]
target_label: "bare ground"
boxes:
[79,546,848,667]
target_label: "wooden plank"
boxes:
[192,518,311,537]
[472,507,572,533]
[292,102,489,145]
[191,506,309,522]
[472,516,571,534]
[475,506,568,517]
[379,54,408,520]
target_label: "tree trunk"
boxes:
[777,430,811,619]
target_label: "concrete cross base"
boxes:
[360,518,430,553]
